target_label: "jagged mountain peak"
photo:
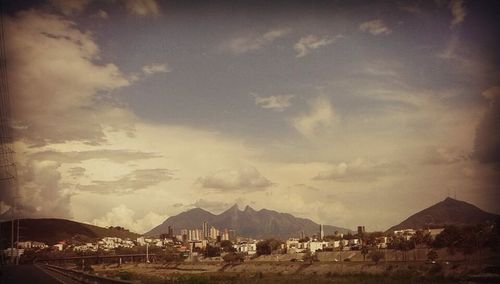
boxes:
[146,204,352,239]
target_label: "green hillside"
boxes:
[0,218,139,246]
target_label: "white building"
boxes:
[308,241,329,254]
[233,242,257,255]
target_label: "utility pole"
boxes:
[0,2,20,266]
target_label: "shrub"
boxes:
[369,250,384,264]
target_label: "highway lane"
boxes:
[0,264,81,284]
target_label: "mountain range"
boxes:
[386,197,499,232]
[146,204,352,239]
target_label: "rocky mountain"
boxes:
[0,218,140,246]
[387,197,500,233]
[146,204,352,239]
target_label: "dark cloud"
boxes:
[422,146,468,165]
[474,87,500,164]
[77,168,173,194]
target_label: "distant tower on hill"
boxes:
[319,224,324,240]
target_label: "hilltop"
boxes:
[387,197,500,232]
[0,218,139,246]
[146,204,352,239]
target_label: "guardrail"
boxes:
[38,264,140,284]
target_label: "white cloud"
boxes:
[93,204,166,234]
[198,166,273,191]
[294,34,341,58]
[191,199,231,213]
[292,96,335,139]
[142,63,171,75]
[313,158,405,182]
[125,0,160,16]
[359,19,392,36]
[6,10,132,146]
[252,93,294,112]
[449,0,467,27]
[221,28,291,54]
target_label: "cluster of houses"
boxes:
[3,224,445,260]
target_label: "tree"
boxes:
[369,250,384,264]
[204,245,221,257]
[338,241,344,262]
[360,246,369,261]
[220,240,235,253]
[427,250,438,262]
[256,239,282,256]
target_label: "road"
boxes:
[0,264,81,284]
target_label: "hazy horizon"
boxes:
[1,0,499,234]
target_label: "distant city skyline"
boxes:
[0,0,499,234]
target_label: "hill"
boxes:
[0,218,139,246]
[146,204,352,239]
[387,197,500,233]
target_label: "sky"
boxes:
[0,0,499,233]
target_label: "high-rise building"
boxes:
[202,221,209,240]
[357,226,366,245]
[221,229,229,241]
[299,231,305,240]
[319,224,324,240]
[357,226,365,236]
[168,226,174,238]
[209,226,219,240]
[228,229,237,242]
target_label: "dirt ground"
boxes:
[89,258,499,284]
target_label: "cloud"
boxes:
[220,28,291,54]
[292,96,335,139]
[49,0,89,15]
[473,86,500,164]
[191,199,231,213]
[93,10,109,19]
[0,158,72,219]
[422,146,468,165]
[400,3,421,14]
[313,158,405,182]
[69,166,86,177]
[252,93,294,112]
[359,19,392,36]
[77,169,173,194]
[93,204,166,234]
[125,0,160,16]
[6,10,132,147]
[29,149,161,163]
[142,63,171,75]
[294,34,341,58]
[198,166,273,191]
[449,0,467,27]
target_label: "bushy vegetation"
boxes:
[256,239,283,256]
[432,222,500,256]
